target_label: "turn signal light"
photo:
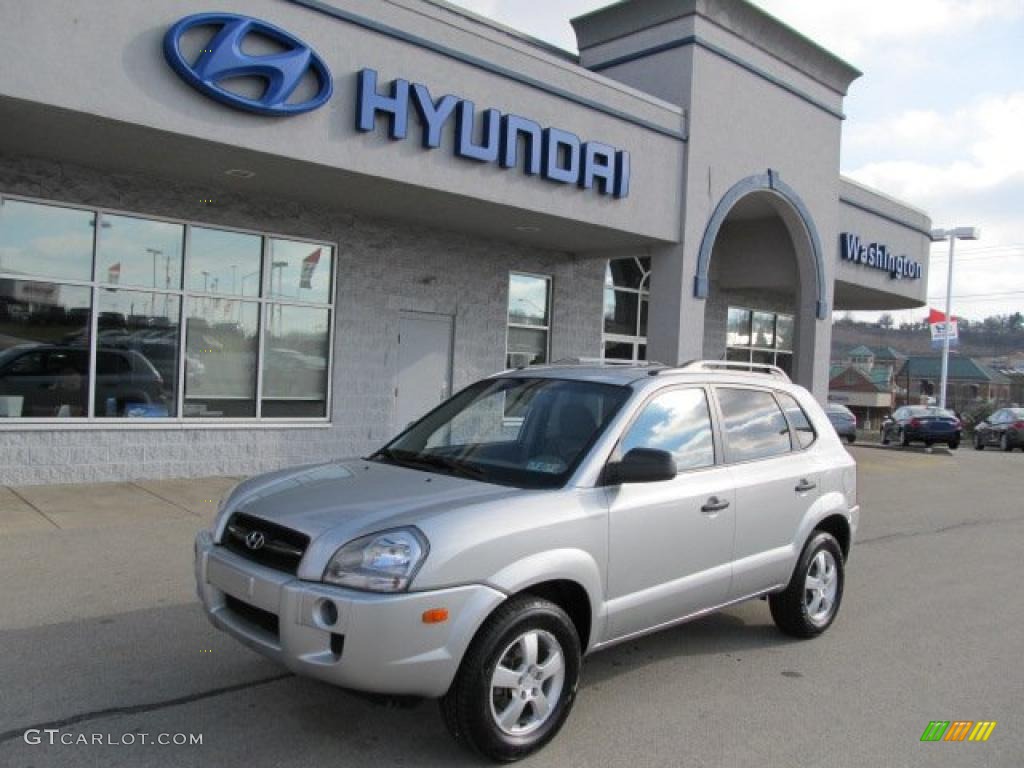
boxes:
[422,608,449,624]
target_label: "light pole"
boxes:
[930,226,980,410]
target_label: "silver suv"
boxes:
[196,361,858,761]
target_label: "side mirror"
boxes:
[607,448,677,485]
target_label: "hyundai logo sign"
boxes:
[163,13,333,116]
[162,14,630,197]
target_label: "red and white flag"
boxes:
[300,248,321,289]
[928,308,958,348]
[108,262,121,284]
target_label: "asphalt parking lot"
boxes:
[1,444,1022,768]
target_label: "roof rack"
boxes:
[649,359,791,382]
[541,357,666,368]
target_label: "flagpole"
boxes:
[938,234,955,410]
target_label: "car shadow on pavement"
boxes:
[580,608,797,688]
[850,442,956,456]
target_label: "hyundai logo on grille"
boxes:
[245,530,266,551]
[163,13,333,116]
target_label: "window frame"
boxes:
[0,192,336,429]
[601,256,650,363]
[724,305,795,372]
[505,271,552,369]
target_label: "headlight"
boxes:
[323,527,428,592]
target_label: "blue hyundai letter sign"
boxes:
[163,13,333,116]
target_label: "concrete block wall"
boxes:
[0,154,603,485]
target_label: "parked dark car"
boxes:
[825,403,857,444]
[973,407,1024,452]
[0,343,166,418]
[881,405,961,449]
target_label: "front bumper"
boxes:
[195,530,505,697]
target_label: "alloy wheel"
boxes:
[489,629,566,737]
[804,550,839,626]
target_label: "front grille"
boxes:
[224,594,280,638]
[222,512,310,574]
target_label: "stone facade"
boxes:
[0,155,604,484]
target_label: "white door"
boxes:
[396,312,453,430]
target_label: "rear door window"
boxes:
[716,387,792,462]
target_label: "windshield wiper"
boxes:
[368,447,484,480]
[413,453,486,480]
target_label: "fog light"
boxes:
[317,599,339,627]
[422,608,449,624]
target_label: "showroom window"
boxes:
[506,273,551,368]
[725,307,794,376]
[602,256,649,362]
[0,195,335,422]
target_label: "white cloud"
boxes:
[750,0,1023,62]
[845,92,1024,213]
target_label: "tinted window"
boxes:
[621,388,715,471]
[717,388,792,462]
[0,199,95,281]
[776,392,816,449]
[96,214,184,289]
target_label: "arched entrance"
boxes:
[694,171,826,388]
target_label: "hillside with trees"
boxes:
[832,312,1024,363]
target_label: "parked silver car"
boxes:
[195,361,858,760]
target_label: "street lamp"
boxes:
[930,226,981,410]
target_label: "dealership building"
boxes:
[0,0,932,484]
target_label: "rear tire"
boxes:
[948,439,959,450]
[1001,434,1012,452]
[974,434,985,450]
[845,434,856,445]
[770,532,845,639]
[440,595,581,762]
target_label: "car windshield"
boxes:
[372,377,632,489]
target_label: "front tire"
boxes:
[845,433,856,445]
[770,532,845,638]
[440,595,581,762]
[900,429,911,447]
[948,439,959,450]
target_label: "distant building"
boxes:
[828,363,893,429]
[895,356,1011,412]
[991,367,1024,406]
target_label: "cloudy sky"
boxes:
[447,0,1024,323]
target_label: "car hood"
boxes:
[217,459,521,544]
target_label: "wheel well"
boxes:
[814,514,851,560]
[519,579,592,651]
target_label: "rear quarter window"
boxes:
[776,392,816,449]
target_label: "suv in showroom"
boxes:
[196,361,858,761]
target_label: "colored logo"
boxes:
[920,721,997,742]
[163,13,333,116]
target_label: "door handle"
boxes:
[701,496,730,514]
[795,479,817,493]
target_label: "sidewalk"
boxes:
[0,475,241,534]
